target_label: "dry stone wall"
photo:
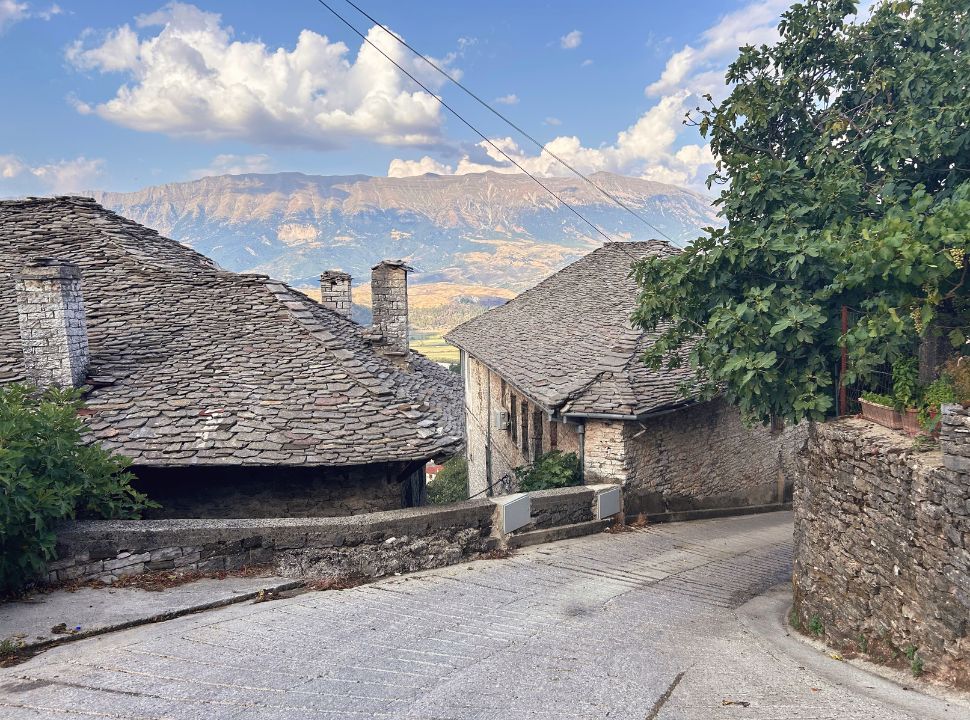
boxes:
[49,485,613,586]
[793,415,970,688]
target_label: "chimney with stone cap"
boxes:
[15,258,89,389]
[320,270,352,318]
[371,260,412,358]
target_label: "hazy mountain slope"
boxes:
[91,171,718,292]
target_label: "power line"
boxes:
[342,0,676,244]
[313,0,616,245]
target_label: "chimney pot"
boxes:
[15,258,89,389]
[320,270,353,318]
[371,259,413,358]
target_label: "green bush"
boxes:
[891,358,922,410]
[0,384,156,593]
[860,391,894,407]
[919,376,957,430]
[426,456,468,504]
[514,451,582,492]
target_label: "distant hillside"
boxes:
[91,171,718,293]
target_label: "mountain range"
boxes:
[92,171,718,290]
[92,171,718,360]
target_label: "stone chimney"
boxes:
[371,260,412,358]
[320,270,352,318]
[15,258,89,389]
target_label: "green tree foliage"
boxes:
[514,451,582,492]
[632,0,970,425]
[0,384,156,593]
[426,456,468,504]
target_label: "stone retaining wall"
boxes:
[50,485,612,586]
[793,414,970,688]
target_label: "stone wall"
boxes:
[622,399,805,516]
[793,416,970,688]
[49,484,615,586]
[462,353,582,496]
[131,462,415,519]
[51,502,497,586]
[15,258,89,388]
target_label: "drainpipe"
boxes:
[577,421,586,484]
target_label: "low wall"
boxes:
[49,485,613,586]
[793,415,970,688]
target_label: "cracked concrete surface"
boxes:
[0,511,964,719]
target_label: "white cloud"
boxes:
[494,93,519,105]
[387,156,453,177]
[560,30,582,50]
[646,0,790,98]
[0,1,29,32]
[190,153,272,178]
[385,0,821,190]
[544,117,562,127]
[0,1,62,32]
[66,2,457,150]
[580,59,593,67]
[0,154,104,193]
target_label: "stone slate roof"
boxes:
[445,241,699,418]
[0,196,462,467]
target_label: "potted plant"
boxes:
[892,358,923,436]
[919,376,956,437]
[859,391,901,429]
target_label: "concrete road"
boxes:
[0,512,961,719]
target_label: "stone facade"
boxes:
[463,353,803,516]
[622,399,804,515]
[371,260,410,357]
[319,270,352,318]
[131,462,421,519]
[793,415,970,688]
[14,258,89,388]
[48,484,614,585]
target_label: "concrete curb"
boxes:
[4,579,305,660]
[737,584,970,719]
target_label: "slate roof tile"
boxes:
[1,196,462,467]
[445,241,700,417]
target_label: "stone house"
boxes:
[445,241,803,518]
[0,196,462,518]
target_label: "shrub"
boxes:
[891,358,922,410]
[514,451,581,492]
[919,376,957,430]
[943,356,970,405]
[0,384,155,593]
[860,391,894,407]
[426,456,468,504]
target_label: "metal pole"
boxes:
[839,305,849,416]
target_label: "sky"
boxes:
[0,0,872,197]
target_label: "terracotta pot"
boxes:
[859,399,902,430]
[900,407,923,436]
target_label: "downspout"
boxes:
[485,367,492,496]
[577,421,586,484]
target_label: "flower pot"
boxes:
[900,408,922,436]
[859,399,902,430]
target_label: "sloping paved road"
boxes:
[0,512,954,719]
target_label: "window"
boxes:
[510,395,517,441]
[549,420,558,450]
[520,402,530,454]
[532,410,543,460]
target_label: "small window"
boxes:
[532,410,543,460]
[549,420,558,450]
[520,402,530,454]
[510,395,518,441]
